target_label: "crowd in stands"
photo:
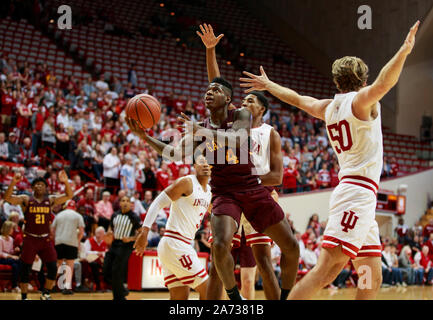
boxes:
[0,13,406,291]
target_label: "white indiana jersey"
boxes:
[165,175,211,241]
[251,123,273,175]
[325,91,383,186]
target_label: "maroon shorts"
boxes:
[21,235,57,265]
[231,231,256,268]
[211,187,284,233]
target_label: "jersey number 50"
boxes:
[327,120,353,154]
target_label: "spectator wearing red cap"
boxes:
[52,200,85,294]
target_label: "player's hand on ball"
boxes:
[196,23,224,49]
[58,170,69,183]
[12,172,22,184]
[133,230,148,257]
[126,117,147,139]
[240,66,271,93]
[401,20,420,56]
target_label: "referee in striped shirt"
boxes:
[103,195,141,300]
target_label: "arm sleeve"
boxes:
[142,191,172,228]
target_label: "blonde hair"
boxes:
[332,56,369,92]
[1,221,15,237]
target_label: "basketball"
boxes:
[125,94,161,129]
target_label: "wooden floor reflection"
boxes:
[1,285,432,300]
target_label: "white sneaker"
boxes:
[11,287,21,293]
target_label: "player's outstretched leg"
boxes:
[263,218,299,300]
[252,244,280,300]
[210,214,240,300]
[352,257,382,300]
[288,246,349,300]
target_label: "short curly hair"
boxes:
[332,56,369,92]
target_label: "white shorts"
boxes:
[157,236,208,289]
[233,214,272,247]
[322,181,382,260]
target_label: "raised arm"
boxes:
[133,177,193,256]
[352,21,420,120]
[3,173,29,210]
[240,66,332,121]
[259,129,283,186]
[50,170,73,207]
[196,23,224,82]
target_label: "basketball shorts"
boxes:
[157,236,208,289]
[55,244,78,260]
[322,181,382,260]
[21,235,57,265]
[231,237,256,268]
[211,187,284,233]
[233,215,272,247]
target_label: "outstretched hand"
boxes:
[401,20,420,56]
[177,112,203,135]
[126,117,148,139]
[58,170,69,184]
[239,66,271,94]
[133,230,148,257]
[196,23,224,49]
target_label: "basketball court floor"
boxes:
[0,286,432,300]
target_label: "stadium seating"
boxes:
[43,0,335,105]
[0,16,90,81]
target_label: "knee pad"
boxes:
[46,261,57,280]
[19,263,32,283]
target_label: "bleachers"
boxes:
[382,127,433,175]
[43,0,335,104]
[0,17,90,81]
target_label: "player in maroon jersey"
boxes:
[196,23,284,300]
[126,77,299,300]
[4,170,73,300]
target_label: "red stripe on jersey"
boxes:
[341,181,377,195]
[341,175,379,190]
[164,234,191,245]
[165,230,192,241]
[322,236,359,253]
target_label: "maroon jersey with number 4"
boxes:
[202,109,260,194]
[24,196,54,235]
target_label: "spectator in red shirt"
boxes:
[282,162,300,194]
[77,123,92,145]
[395,218,409,244]
[329,163,340,188]
[426,233,433,261]
[390,157,399,177]
[47,171,61,194]
[423,219,433,242]
[317,163,331,189]
[77,188,96,236]
[156,161,172,191]
[414,245,433,285]
[1,86,16,132]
